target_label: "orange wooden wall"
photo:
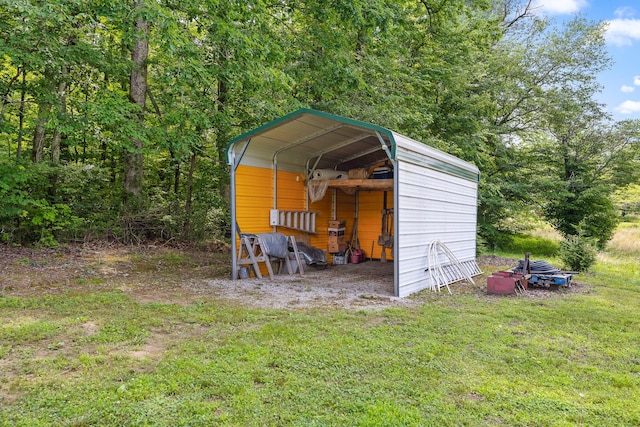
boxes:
[336,190,394,261]
[235,165,278,235]
[235,165,393,263]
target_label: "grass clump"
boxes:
[606,219,640,256]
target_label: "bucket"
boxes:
[238,267,250,279]
[333,255,346,265]
[373,166,393,179]
[284,259,299,274]
[350,249,364,264]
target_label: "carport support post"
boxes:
[393,160,399,297]
[229,138,251,280]
[230,158,238,279]
[375,131,399,297]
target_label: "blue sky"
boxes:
[536,0,640,121]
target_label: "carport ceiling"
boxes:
[227,109,395,172]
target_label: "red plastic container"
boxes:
[349,249,365,264]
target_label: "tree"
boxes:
[0,0,635,246]
[474,8,633,247]
[124,0,149,200]
[534,113,640,247]
[614,182,640,217]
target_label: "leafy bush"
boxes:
[53,163,115,228]
[28,200,81,246]
[502,233,559,257]
[546,185,619,250]
[558,235,597,272]
[1,156,241,246]
[0,161,65,245]
[0,161,101,245]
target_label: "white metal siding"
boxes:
[395,158,478,298]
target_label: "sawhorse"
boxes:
[236,233,305,279]
[237,234,275,279]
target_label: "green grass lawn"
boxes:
[1,229,639,426]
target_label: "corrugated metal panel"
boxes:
[276,171,307,211]
[336,189,355,235]
[236,166,312,276]
[234,166,274,277]
[227,109,395,173]
[332,188,395,262]
[393,132,479,182]
[236,166,309,231]
[359,190,394,261]
[333,189,355,263]
[396,159,478,298]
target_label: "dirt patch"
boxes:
[0,244,587,309]
[204,261,402,309]
[81,321,99,336]
[128,333,171,361]
[477,254,519,267]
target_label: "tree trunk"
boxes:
[51,29,75,164]
[217,79,228,163]
[1,68,21,127]
[81,86,89,164]
[182,151,197,238]
[32,101,50,163]
[16,68,26,159]
[182,150,198,238]
[50,79,67,164]
[124,0,148,198]
[147,87,180,194]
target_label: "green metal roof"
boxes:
[225,108,396,165]
[226,108,479,182]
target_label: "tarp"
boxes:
[256,232,288,259]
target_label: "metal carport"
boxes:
[226,108,480,297]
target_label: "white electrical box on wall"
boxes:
[269,209,279,226]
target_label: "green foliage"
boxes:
[0,0,637,246]
[499,233,559,257]
[0,161,123,245]
[476,13,638,250]
[558,235,598,272]
[545,185,619,250]
[0,161,77,245]
[28,200,79,246]
[477,174,533,248]
[614,184,640,216]
[53,163,116,231]
[0,162,31,224]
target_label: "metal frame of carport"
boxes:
[226,109,401,294]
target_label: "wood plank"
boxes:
[310,179,393,191]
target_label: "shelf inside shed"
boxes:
[310,179,393,191]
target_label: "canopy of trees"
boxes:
[1,0,638,247]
